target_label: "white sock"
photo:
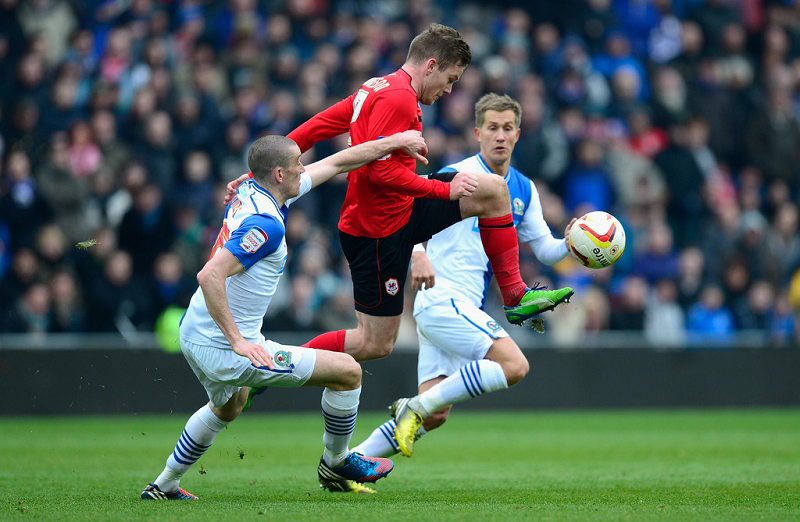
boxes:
[416,360,508,417]
[321,387,360,468]
[155,404,227,492]
[351,419,428,458]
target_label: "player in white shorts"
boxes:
[351,93,577,461]
[140,130,428,500]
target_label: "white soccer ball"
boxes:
[568,211,626,269]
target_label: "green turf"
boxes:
[1,409,799,521]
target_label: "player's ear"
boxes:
[426,58,437,74]
[473,126,480,141]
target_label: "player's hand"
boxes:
[232,339,275,369]
[410,250,435,291]
[449,171,478,200]
[224,173,251,205]
[396,130,428,165]
[564,217,578,248]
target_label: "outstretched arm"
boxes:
[225,130,429,203]
[527,217,577,266]
[304,130,428,189]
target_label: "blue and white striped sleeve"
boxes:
[223,214,284,270]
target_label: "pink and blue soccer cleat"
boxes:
[141,482,198,500]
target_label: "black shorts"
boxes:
[340,171,462,317]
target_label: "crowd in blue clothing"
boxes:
[1,0,799,347]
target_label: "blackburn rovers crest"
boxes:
[274,350,292,367]
[512,198,525,215]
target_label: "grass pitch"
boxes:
[1,409,798,521]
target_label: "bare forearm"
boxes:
[331,136,404,173]
[199,270,244,346]
[306,131,425,188]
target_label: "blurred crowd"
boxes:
[1,0,800,347]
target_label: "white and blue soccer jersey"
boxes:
[413,154,552,314]
[180,175,312,349]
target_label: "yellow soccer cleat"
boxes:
[319,479,377,494]
[394,406,424,458]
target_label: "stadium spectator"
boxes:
[644,278,687,346]
[36,133,94,243]
[16,0,78,67]
[117,183,174,275]
[177,150,216,220]
[767,202,800,284]
[632,219,680,284]
[0,248,41,327]
[686,284,736,344]
[150,252,194,313]
[172,92,216,168]
[0,151,52,251]
[133,111,177,199]
[560,138,616,214]
[745,66,800,198]
[85,249,155,333]
[49,269,86,333]
[654,118,707,249]
[609,275,648,331]
[2,282,53,334]
[213,118,251,183]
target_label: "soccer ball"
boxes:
[568,211,626,269]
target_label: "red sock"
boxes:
[301,330,346,353]
[478,214,527,306]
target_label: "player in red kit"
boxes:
[230,24,573,362]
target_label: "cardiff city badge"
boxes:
[385,278,399,296]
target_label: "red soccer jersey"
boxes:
[288,69,450,238]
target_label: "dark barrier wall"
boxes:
[1,347,799,415]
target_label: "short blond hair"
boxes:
[474,93,522,128]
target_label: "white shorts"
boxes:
[181,336,317,408]
[414,298,509,385]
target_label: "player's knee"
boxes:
[374,340,394,359]
[504,357,530,386]
[359,338,394,360]
[423,406,451,431]
[340,355,362,389]
[482,173,508,198]
[476,174,511,214]
[214,390,248,422]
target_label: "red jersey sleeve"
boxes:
[366,89,450,199]
[287,95,355,153]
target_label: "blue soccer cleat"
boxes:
[317,452,393,492]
